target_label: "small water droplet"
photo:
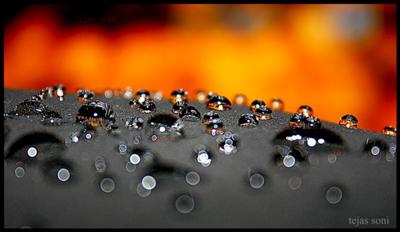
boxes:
[125,162,136,172]
[249,173,265,189]
[138,100,156,113]
[170,88,188,104]
[185,171,200,186]
[104,89,113,98]
[383,126,396,137]
[125,116,144,130]
[118,143,128,155]
[238,113,258,127]
[76,100,115,127]
[250,99,266,112]
[136,183,151,197]
[364,139,386,157]
[326,186,343,204]
[179,106,201,121]
[175,194,195,214]
[195,90,207,103]
[327,154,337,164]
[289,113,321,129]
[307,138,317,147]
[52,85,65,101]
[123,87,134,99]
[141,175,157,190]
[57,168,70,182]
[129,98,139,109]
[129,154,141,165]
[297,105,313,117]
[15,166,25,178]
[270,98,284,111]
[288,176,302,190]
[234,94,247,105]
[76,89,94,103]
[151,90,163,101]
[254,105,272,121]
[206,119,224,136]
[94,156,107,173]
[338,114,358,128]
[27,147,38,158]
[207,95,232,111]
[202,111,220,125]
[216,132,239,155]
[194,144,212,167]
[100,177,115,193]
[283,155,296,168]
[147,113,184,139]
[135,89,150,103]
[172,100,188,114]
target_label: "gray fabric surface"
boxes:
[3,89,397,228]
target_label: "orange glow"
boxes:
[4,4,396,132]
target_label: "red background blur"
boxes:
[4,4,396,132]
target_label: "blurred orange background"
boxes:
[4,4,396,132]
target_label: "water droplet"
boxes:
[254,105,272,120]
[118,143,128,155]
[27,147,38,158]
[234,94,247,105]
[175,194,195,214]
[327,154,337,164]
[195,90,207,103]
[364,139,386,157]
[383,126,396,137]
[52,85,65,101]
[338,114,358,128]
[249,173,265,189]
[179,106,201,121]
[194,144,212,167]
[123,87,134,99]
[125,162,136,172]
[202,111,220,125]
[297,105,313,117]
[326,186,343,204]
[57,168,70,182]
[238,113,258,127]
[129,98,139,109]
[76,89,94,103]
[206,119,224,136]
[125,116,144,130]
[129,154,141,165]
[170,88,188,104]
[185,171,200,186]
[270,98,284,111]
[100,178,115,193]
[135,89,150,103]
[370,146,380,156]
[171,100,188,114]
[104,89,113,98]
[289,113,321,129]
[207,95,232,111]
[76,100,115,127]
[250,99,266,112]
[216,132,239,155]
[94,156,107,173]
[141,175,157,190]
[15,166,25,178]
[136,183,151,197]
[288,176,302,190]
[138,100,156,113]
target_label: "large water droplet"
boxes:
[14,100,47,116]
